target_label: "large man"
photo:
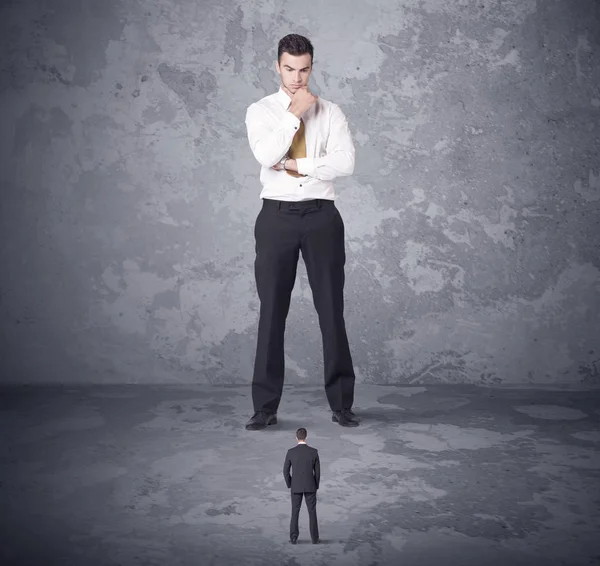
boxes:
[244,34,359,430]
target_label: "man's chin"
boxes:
[284,85,304,96]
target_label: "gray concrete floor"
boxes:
[1,384,600,566]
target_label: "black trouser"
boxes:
[290,491,318,541]
[252,198,355,414]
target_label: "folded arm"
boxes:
[245,104,300,168]
[314,452,320,490]
[295,103,355,181]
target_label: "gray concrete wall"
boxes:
[1,0,599,385]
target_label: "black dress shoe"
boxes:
[312,538,320,544]
[245,410,277,430]
[332,409,359,427]
[290,537,297,544]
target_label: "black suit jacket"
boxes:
[283,443,320,493]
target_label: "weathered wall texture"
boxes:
[1,0,599,385]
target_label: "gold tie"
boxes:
[286,118,306,177]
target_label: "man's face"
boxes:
[276,52,312,95]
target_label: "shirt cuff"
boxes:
[283,110,301,130]
[296,157,316,177]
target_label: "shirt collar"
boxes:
[297,441,307,444]
[276,86,292,109]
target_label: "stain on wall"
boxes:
[0,0,599,384]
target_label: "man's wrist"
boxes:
[288,107,302,119]
[287,159,299,173]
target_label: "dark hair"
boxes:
[278,34,314,64]
[296,427,307,440]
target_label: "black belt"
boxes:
[262,198,334,210]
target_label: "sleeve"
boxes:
[296,103,355,181]
[283,450,292,489]
[245,103,301,168]
[314,451,320,490]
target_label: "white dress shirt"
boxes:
[245,87,355,201]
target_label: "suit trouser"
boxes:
[252,198,355,414]
[290,491,318,540]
